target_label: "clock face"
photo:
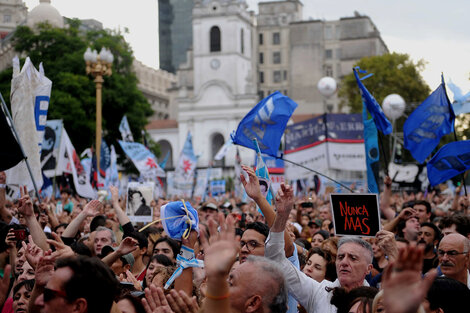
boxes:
[210,58,220,70]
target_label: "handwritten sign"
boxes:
[330,193,380,237]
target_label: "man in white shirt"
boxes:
[266,183,373,313]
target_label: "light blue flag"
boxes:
[119,115,134,142]
[159,150,170,169]
[363,104,379,193]
[231,91,298,157]
[119,140,165,179]
[253,139,273,206]
[404,75,455,164]
[447,80,470,115]
[353,67,392,135]
[105,145,119,189]
[427,140,470,186]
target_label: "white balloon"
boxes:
[382,94,405,120]
[317,77,337,97]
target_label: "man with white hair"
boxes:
[437,232,470,288]
[265,183,373,313]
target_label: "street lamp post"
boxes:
[84,47,113,177]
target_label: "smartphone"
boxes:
[12,229,27,241]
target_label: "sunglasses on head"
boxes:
[43,287,68,302]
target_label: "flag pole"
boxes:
[442,73,467,196]
[279,157,354,193]
[0,92,41,202]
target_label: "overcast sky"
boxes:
[24,0,470,99]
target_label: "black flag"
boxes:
[0,104,23,171]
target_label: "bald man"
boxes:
[437,233,470,288]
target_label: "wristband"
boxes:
[179,245,195,260]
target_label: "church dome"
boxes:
[27,0,64,29]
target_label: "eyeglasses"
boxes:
[43,287,68,302]
[437,250,468,257]
[240,240,264,251]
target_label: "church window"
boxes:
[273,71,281,83]
[259,52,264,64]
[259,33,264,45]
[211,133,225,167]
[273,32,280,45]
[258,90,265,100]
[273,52,281,64]
[241,29,245,54]
[283,70,287,80]
[210,26,221,52]
[259,71,264,83]
[325,49,333,59]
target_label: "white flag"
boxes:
[119,115,134,142]
[214,138,233,161]
[59,128,96,199]
[6,57,49,191]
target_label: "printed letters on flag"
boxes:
[0,98,23,171]
[119,115,134,142]
[231,91,298,157]
[6,57,46,191]
[353,67,392,135]
[427,141,470,186]
[119,140,166,179]
[404,76,455,163]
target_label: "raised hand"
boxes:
[240,165,263,201]
[398,207,416,221]
[34,252,55,287]
[375,230,398,261]
[48,233,75,260]
[142,285,173,313]
[275,183,294,217]
[117,237,139,256]
[82,200,103,217]
[18,186,34,217]
[22,236,43,269]
[109,185,120,205]
[166,289,199,313]
[5,229,17,249]
[200,213,238,277]
[382,244,437,313]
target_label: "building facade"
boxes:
[0,0,26,39]
[158,0,194,73]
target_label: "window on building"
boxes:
[273,32,280,45]
[211,133,225,167]
[324,65,333,77]
[259,33,264,45]
[258,90,265,100]
[3,15,11,23]
[259,52,264,64]
[283,70,287,81]
[325,49,333,59]
[241,28,244,54]
[336,48,342,60]
[259,71,264,83]
[324,25,333,40]
[210,26,221,52]
[273,51,281,64]
[273,70,281,83]
[284,90,288,95]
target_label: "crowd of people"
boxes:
[0,166,469,313]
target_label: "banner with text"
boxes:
[330,193,380,237]
[284,114,365,180]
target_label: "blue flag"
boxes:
[427,140,470,186]
[353,67,392,135]
[159,150,170,169]
[253,139,273,206]
[363,104,379,193]
[231,91,297,157]
[404,76,455,163]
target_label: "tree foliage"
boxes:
[0,20,153,155]
[339,53,431,113]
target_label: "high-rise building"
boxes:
[158,0,193,73]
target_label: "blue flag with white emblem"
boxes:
[231,91,297,157]
[353,67,392,135]
[427,141,470,186]
[404,76,455,164]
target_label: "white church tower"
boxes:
[177,0,257,167]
